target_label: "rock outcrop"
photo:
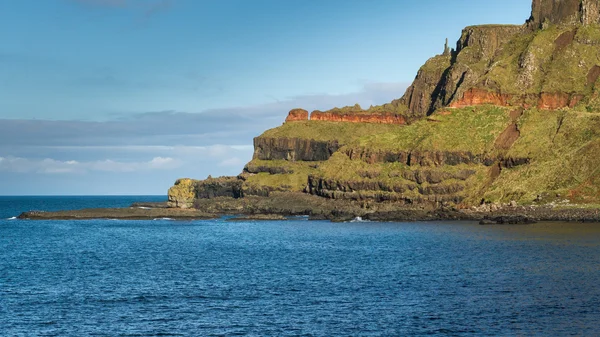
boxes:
[528,0,600,28]
[285,109,309,122]
[284,106,407,125]
[168,178,197,209]
[399,55,451,117]
[253,137,340,161]
[310,110,406,124]
[168,176,242,208]
[449,89,584,110]
[449,89,512,109]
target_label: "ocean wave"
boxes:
[350,216,371,223]
[7,216,17,220]
[153,218,174,221]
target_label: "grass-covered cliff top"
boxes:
[310,99,408,116]
[258,121,402,143]
[355,105,511,154]
[244,160,319,192]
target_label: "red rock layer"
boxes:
[309,111,406,125]
[449,88,511,108]
[537,93,583,110]
[450,88,585,110]
[285,109,309,122]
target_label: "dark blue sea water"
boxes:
[1,196,600,336]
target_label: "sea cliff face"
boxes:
[253,137,340,162]
[169,0,600,211]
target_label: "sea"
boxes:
[1,196,600,336]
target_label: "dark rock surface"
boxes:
[479,216,537,225]
[195,176,243,199]
[130,202,169,209]
[19,193,600,223]
[253,137,340,161]
[18,208,218,220]
[528,0,585,29]
[227,214,288,221]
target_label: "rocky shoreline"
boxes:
[16,195,600,224]
[18,206,217,221]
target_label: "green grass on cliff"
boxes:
[485,109,600,203]
[259,121,401,143]
[317,102,408,115]
[247,106,600,205]
[313,152,490,202]
[543,28,600,94]
[477,24,600,95]
[243,160,319,192]
[355,105,511,154]
[418,54,452,76]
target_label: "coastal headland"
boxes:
[19,0,600,223]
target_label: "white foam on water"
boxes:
[7,216,17,220]
[153,218,174,221]
[350,216,371,223]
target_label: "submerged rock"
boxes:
[228,214,287,221]
[479,216,537,225]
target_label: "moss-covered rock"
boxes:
[167,178,197,209]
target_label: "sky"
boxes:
[0,0,531,195]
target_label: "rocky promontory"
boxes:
[164,0,600,223]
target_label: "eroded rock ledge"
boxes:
[449,88,585,110]
[284,107,406,125]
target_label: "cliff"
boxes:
[169,0,600,211]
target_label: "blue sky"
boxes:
[0,0,530,195]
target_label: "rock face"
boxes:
[168,177,242,208]
[449,89,511,108]
[527,0,600,28]
[285,109,309,122]
[449,89,584,110]
[399,55,451,118]
[253,137,340,161]
[195,177,243,199]
[310,111,406,124]
[168,178,197,209]
[429,25,524,111]
[345,147,496,166]
[538,92,583,109]
[528,0,582,28]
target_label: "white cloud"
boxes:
[0,156,182,174]
[38,158,83,174]
[0,156,34,173]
